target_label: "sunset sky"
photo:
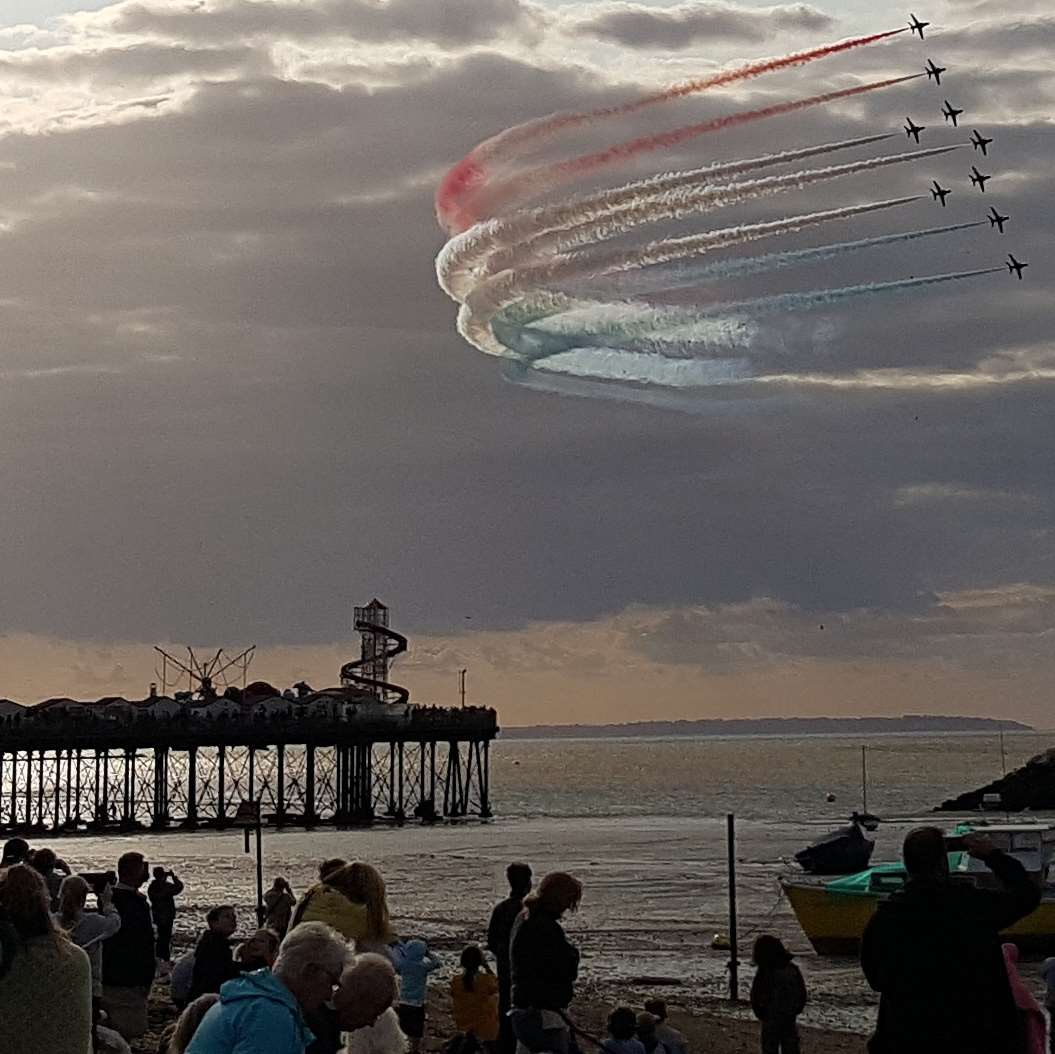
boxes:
[0,0,1051,726]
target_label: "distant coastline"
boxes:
[500,714,1034,739]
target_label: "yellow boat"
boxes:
[782,823,1055,955]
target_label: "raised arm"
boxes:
[963,834,1041,931]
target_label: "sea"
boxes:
[37,731,1055,1034]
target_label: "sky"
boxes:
[0,0,1052,725]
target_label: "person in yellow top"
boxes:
[451,945,500,1053]
[291,862,395,954]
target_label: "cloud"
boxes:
[572,2,834,49]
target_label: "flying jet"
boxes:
[942,100,964,127]
[1007,254,1029,280]
[909,13,929,38]
[925,60,946,85]
[931,180,951,207]
[904,118,925,144]
[969,166,991,192]
[988,207,1009,234]
[970,130,994,156]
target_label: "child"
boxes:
[451,945,500,1053]
[602,1008,645,1054]
[236,927,281,972]
[189,905,240,1000]
[643,999,686,1054]
[396,938,442,1053]
[750,935,806,1054]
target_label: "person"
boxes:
[237,927,281,972]
[265,877,297,937]
[319,859,347,881]
[1040,953,1055,1054]
[487,863,532,1054]
[750,935,806,1054]
[186,921,352,1054]
[190,905,241,1000]
[1003,943,1046,1054]
[159,993,220,1054]
[451,944,500,1053]
[601,1008,644,1054]
[148,866,185,963]
[1,836,30,869]
[642,999,686,1054]
[862,828,1041,1054]
[102,850,158,1040]
[29,846,69,909]
[395,938,442,1053]
[0,863,93,1054]
[635,1013,667,1054]
[292,862,394,953]
[509,871,583,1054]
[55,873,123,1030]
[334,953,402,1043]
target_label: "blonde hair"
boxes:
[524,872,582,918]
[167,993,220,1054]
[57,875,89,931]
[326,863,391,942]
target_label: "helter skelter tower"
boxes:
[341,599,410,704]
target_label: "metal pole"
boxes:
[999,729,1007,776]
[255,816,264,926]
[861,745,868,815]
[459,668,467,708]
[727,812,739,1003]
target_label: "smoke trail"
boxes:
[606,221,985,295]
[435,27,909,229]
[438,133,895,301]
[485,145,957,276]
[464,74,923,227]
[458,196,920,355]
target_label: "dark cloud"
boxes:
[573,2,833,49]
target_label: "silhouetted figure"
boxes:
[190,906,240,1001]
[263,877,296,937]
[602,1008,645,1054]
[487,863,532,1054]
[750,935,806,1054]
[643,999,686,1054]
[862,829,1040,1054]
[148,866,185,963]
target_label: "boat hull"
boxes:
[782,880,1055,956]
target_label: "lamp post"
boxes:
[459,668,467,708]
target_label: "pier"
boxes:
[0,602,498,836]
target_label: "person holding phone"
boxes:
[149,866,185,966]
[862,828,1040,1054]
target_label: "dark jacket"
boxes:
[861,849,1040,1054]
[487,896,524,980]
[750,962,806,1022]
[147,875,184,924]
[190,929,240,1000]
[510,910,579,1012]
[102,887,156,988]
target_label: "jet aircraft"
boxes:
[988,207,1009,234]
[942,100,964,127]
[970,130,993,156]
[904,118,925,144]
[931,180,951,207]
[1007,254,1028,280]
[925,60,946,85]
[909,13,929,38]
[969,166,991,192]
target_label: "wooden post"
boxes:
[727,813,740,1003]
[861,745,868,815]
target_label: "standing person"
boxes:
[0,863,93,1054]
[750,935,806,1054]
[643,1000,687,1054]
[451,945,500,1053]
[862,828,1040,1054]
[510,871,583,1054]
[102,850,157,1041]
[265,877,297,937]
[1003,944,1046,1054]
[185,921,352,1054]
[292,862,394,954]
[395,938,442,1053]
[148,866,185,965]
[55,874,123,1032]
[487,862,532,1054]
[601,1008,645,1054]
[190,906,241,1000]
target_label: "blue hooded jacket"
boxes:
[185,969,315,1054]
[396,940,442,1007]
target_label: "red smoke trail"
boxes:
[436,27,909,232]
[464,75,922,230]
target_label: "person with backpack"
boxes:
[451,945,500,1054]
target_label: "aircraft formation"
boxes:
[905,14,1028,281]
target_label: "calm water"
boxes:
[38,732,1053,1033]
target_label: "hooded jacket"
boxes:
[861,849,1040,1054]
[395,940,441,1006]
[185,969,315,1054]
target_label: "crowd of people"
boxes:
[0,827,1054,1054]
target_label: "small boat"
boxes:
[794,812,878,875]
[783,822,1055,955]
